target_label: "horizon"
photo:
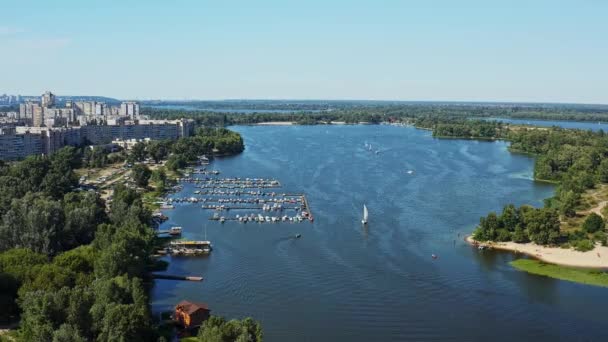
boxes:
[5,95,608,107]
[2,0,607,104]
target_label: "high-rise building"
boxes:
[41,91,56,108]
[120,101,140,119]
[19,101,41,125]
[33,105,44,127]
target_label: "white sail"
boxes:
[363,204,369,223]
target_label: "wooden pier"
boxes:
[153,274,204,282]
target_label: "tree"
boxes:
[0,193,65,255]
[501,204,519,231]
[131,164,151,188]
[147,141,169,163]
[598,159,608,182]
[166,154,187,171]
[130,142,147,162]
[583,213,605,233]
[559,190,579,218]
[62,192,107,250]
[52,324,86,342]
[197,316,263,342]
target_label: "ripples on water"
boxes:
[151,125,608,341]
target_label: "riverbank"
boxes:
[466,236,608,268]
[256,121,295,125]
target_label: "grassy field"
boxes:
[511,259,608,287]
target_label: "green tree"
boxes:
[130,142,147,162]
[559,190,579,218]
[131,164,151,188]
[0,193,65,255]
[583,213,605,233]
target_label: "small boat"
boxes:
[295,234,302,239]
[169,226,182,236]
[362,204,368,225]
[407,170,414,174]
[432,254,438,259]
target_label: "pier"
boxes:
[153,274,204,282]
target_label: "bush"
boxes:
[574,239,594,252]
[582,213,605,233]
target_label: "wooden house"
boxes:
[174,300,211,329]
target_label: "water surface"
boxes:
[152,125,607,341]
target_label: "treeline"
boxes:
[142,102,608,127]
[142,108,386,126]
[425,119,608,249]
[413,118,507,139]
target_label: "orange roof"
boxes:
[176,300,210,315]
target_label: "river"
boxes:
[151,125,608,341]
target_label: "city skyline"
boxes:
[1,0,607,104]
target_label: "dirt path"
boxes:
[582,200,608,218]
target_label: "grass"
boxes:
[180,337,198,342]
[511,259,608,287]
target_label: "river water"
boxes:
[151,125,608,341]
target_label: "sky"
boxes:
[1,0,607,103]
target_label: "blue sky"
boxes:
[1,0,606,103]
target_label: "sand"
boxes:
[467,236,608,268]
[256,122,294,126]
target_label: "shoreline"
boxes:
[256,121,295,126]
[466,236,608,269]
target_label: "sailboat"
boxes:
[362,204,369,225]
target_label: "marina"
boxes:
[162,176,314,224]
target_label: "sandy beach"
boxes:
[256,121,295,126]
[467,236,608,268]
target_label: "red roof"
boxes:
[176,300,210,315]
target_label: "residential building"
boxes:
[41,91,56,108]
[0,119,194,160]
[120,101,140,119]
